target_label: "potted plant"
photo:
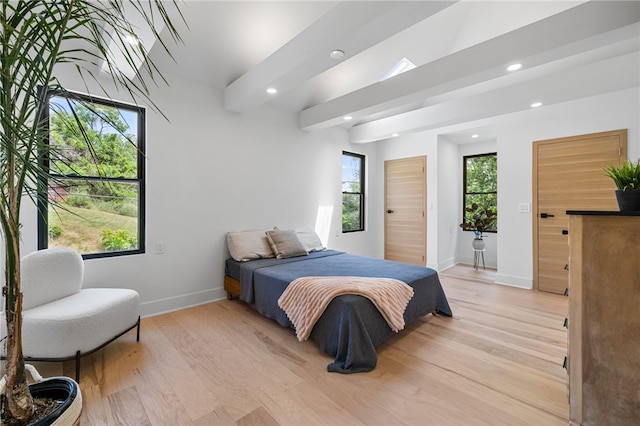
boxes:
[459,203,497,250]
[0,1,182,424]
[604,159,640,211]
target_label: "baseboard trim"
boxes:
[495,273,532,289]
[141,287,226,318]
[437,257,457,271]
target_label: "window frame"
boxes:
[462,152,497,233]
[37,89,146,259]
[342,151,365,233]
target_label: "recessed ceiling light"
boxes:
[531,102,543,108]
[343,115,353,121]
[330,50,345,60]
[392,133,399,137]
[507,63,522,72]
[472,134,479,138]
[266,87,277,94]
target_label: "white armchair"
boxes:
[1,248,140,381]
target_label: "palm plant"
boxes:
[0,1,182,423]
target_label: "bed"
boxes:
[224,245,452,373]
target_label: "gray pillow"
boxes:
[265,229,308,259]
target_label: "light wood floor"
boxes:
[58,264,569,425]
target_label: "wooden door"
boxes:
[533,130,626,294]
[384,156,426,265]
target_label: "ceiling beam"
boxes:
[223,1,455,113]
[297,1,640,133]
[350,51,640,143]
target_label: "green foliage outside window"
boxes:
[40,94,144,257]
[101,229,138,251]
[342,152,364,232]
[342,193,362,232]
[49,102,138,194]
[463,153,497,232]
[49,225,63,239]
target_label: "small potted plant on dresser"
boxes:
[459,203,497,250]
[604,159,640,211]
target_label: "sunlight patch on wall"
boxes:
[315,205,333,246]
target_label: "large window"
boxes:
[38,91,145,258]
[342,151,365,232]
[463,153,497,233]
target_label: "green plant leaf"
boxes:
[604,159,640,190]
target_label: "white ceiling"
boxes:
[148,1,640,144]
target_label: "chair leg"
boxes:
[75,350,81,383]
[136,316,141,342]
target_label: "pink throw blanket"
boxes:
[277,276,414,341]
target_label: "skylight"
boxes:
[382,57,417,81]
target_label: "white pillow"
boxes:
[295,225,325,252]
[227,230,275,262]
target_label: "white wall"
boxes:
[19,72,379,317]
[373,87,640,288]
[494,87,640,288]
[436,137,460,271]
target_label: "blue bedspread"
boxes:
[225,250,452,373]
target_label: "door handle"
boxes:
[387,209,394,214]
[540,213,555,218]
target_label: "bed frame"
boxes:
[221,250,452,373]
[224,275,241,299]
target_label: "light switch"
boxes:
[518,203,531,213]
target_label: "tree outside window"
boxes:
[463,153,497,232]
[38,91,145,258]
[342,152,365,232]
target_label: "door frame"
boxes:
[532,129,627,291]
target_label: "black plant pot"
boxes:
[28,377,82,426]
[615,189,640,212]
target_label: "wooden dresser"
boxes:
[566,211,640,426]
